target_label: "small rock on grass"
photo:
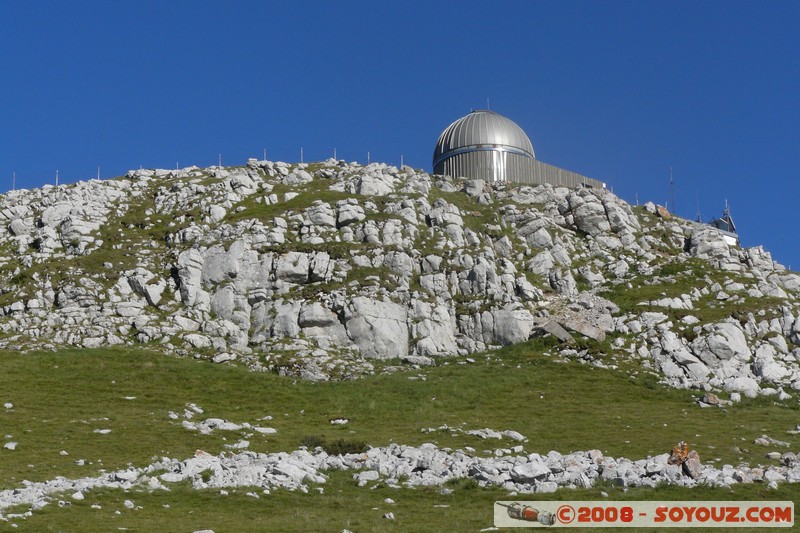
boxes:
[682,450,702,480]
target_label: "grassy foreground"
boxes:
[0,343,799,531]
[19,477,800,532]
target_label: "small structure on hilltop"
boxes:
[433,110,605,188]
[707,202,739,246]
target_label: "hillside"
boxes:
[1,158,798,393]
[0,160,799,529]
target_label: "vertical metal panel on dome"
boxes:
[433,110,604,189]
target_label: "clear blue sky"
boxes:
[2,1,799,268]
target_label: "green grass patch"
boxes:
[299,435,368,455]
[1,345,798,482]
[0,344,799,529]
[598,257,787,326]
[224,178,351,226]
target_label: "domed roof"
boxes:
[433,110,535,166]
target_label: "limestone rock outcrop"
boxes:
[0,158,797,395]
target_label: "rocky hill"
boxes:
[1,158,798,398]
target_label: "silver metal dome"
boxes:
[434,110,535,164]
[432,110,606,189]
[433,110,536,183]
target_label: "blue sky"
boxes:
[2,1,799,268]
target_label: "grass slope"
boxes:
[1,345,799,531]
[21,478,800,532]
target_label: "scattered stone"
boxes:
[699,393,721,406]
[754,435,790,448]
[502,430,526,442]
[356,470,380,485]
[682,450,702,480]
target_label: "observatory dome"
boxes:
[433,110,536,183]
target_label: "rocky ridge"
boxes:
[0,158,799,397]
[3,439,800,521]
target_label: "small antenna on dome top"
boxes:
[97,164,100,180]
[55,169,59,186]
[486,98,490,110]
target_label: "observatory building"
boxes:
[433,110,605,189]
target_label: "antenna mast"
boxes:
[55,170,59,186]
[669,166,675,214]
[695,191,702,222]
